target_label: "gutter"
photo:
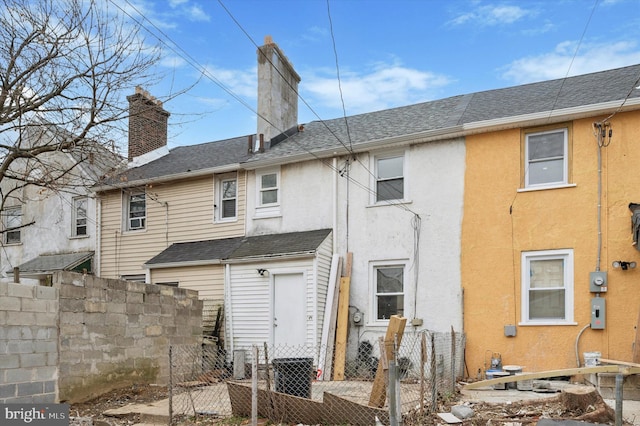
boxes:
[93,163,243,192]
[242,97,640,169]
[222,251,317,264]
[144,259,223,269]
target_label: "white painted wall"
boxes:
[243,137,465,361]
[0,151,99,281]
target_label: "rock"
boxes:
[451,404,474,419]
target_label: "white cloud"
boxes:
[449,4,534,26]
[303,63,452,114]
[501,40,640,84]
[203,65,256,99]
[159,55,187,69]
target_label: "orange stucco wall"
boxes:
[462,110,640,376]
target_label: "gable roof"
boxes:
[145,229,332,268]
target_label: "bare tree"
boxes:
[0,0,160,214]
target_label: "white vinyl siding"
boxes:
[99,173,246,279]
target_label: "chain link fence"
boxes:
[169,329,465,425]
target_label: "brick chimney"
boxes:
[127,86,170,161]
[256,36,301,150]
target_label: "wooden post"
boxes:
[332,276,351,380]
[13,267,19,283]
[368,315,407,408]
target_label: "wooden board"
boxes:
[462,365,640,390]
[332,276,351,380]
[634,308,640,364]
[319,254,342,380]
[368,315,407,407]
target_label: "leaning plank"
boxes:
[600,358,640,368]
[368,315,407,408]
[463,365,629,390]
[332,276,351,380]
[324,391,389,426]
[319,254,342,380]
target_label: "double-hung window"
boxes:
[255,168,280,218]
[373,263,406,321]
[375,153,404,203]
[3,206,22,244]
[216,173,237,221]
[72,197,88,237]
[524,128,568,188]
[521,249,574,325]
[127,192,146,231]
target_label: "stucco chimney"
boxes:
[127,86,170,161]
[256,36,301,150]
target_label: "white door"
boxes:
[273,273,306,347]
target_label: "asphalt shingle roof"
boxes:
[109,64,640,182]
[17,251,94,273]
[145,229,332,266]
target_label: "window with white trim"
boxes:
[372,262,406,322]
[126,192,146,231]
[525,128,568,188]
[521,249,574,324]
[255,168,281,218]
[72,197,88,237]
[374,153,404,203]
[3,206,22,244]
[216,173,237,221]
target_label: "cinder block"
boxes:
[35,286,57,300]
[34,340,57,354]
[59,284,86,299]
[35,327,56,340]
[0,296,21,311]
[6,312,35,326]
[43,380,56,393]
[32,393,55,403]
[7,283,34,298]
[109,303,126,314]
[0,282,7,296]
[126,303,143,314]
[83,313,106,326]
[84,301,107,313]
[144,304,161,315]
[106,313,126,326]
[21,298,49,313]
[17,381,44,396]
[60,311,84,325]
[6,368,34,383]
[7,340,34,354]
[34,312,57,326]
[110,290,126,303]
[34,366,57,381]
[145,325,162,337]
[59,298,84,312]
[46,351,58,366]
[126,292,144,304]
[1,355,19,369]
[20,353,47,368]
[0,384,16,398]
[126,281,146,293]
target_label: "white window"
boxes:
[375,153,404,203]
[372,262,406,322]
[525,128,568,188]
[255,168,281,218]
[126,192,146,231]
[3,206,22,244]
[216,173,237,221]
[521,249,574,325]
[259,172,278,206]
[72,197,88,237]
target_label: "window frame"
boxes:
[370,260,408,325]
[72,196,89,238]
[3,206,22,245]
[523,127,569,189]
[520,249,575,326]
[215,173,238,222]
[371,150,407,204]
[125,191,146,232]
[255,168,281,218]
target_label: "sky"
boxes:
[115,0,640,148]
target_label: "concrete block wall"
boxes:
[0,282,59,403]
[53,271,202,403]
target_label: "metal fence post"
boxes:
[169,345,173,426]
[252,345,258,426]
[389,346,398,426]
[430,333,437,412]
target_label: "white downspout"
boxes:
[95,196,101,277]
[333,157,338,253]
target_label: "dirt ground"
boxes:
[69,382,623,425]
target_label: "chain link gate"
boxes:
[169,329,465,425]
